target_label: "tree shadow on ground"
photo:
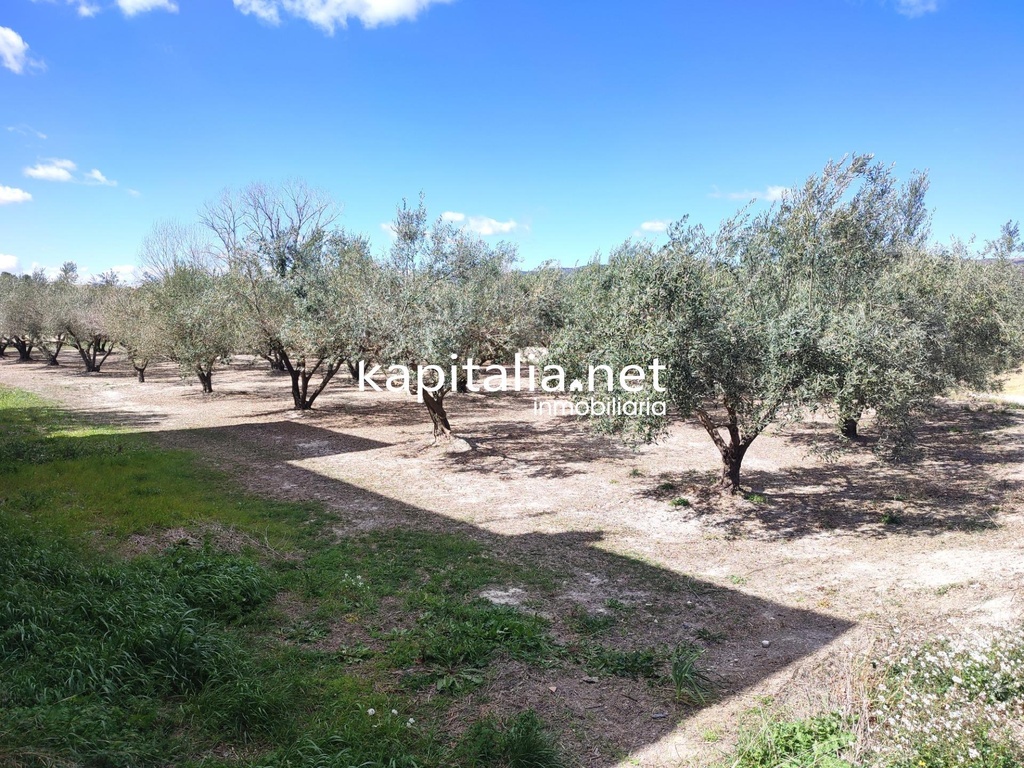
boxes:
[1,408,855,767]
[671,401,1024,542]
[445,418,632,479]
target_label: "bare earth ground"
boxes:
[2,353,1022,767]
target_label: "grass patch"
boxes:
[724,706,855,768]
[0,386,573,766]
[0,385,722,766]
[0,388,318,548]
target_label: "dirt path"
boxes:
[3,353,1022,766]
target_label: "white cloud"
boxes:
[75,1,102,17]
[640,220,668,233]
[23,159,118,186]
[379,222,397,240]
[896,0,939,18]
[0,185,33,204]
[442,211,520,236]
[710,185,790,202]
[24,158,77,182]
[234,0,451,33]
[85,169,117,186]
[234,0,281,24]
[6,124,47,139]
[0,27,42,75]
[468,216,519,236]
[127,188,141,197]
[116,0,179,16]
[0,254,21,273]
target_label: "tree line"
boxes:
[2,157,1022,491]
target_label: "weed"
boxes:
[669,645,713,705]
[726,707,854,768]
[696,627,727,644]
[881,510,903,525]
[568,605,617,636]
[456,710,564,768]
[670,497,691,507]
[581,645,663,680]
[744,492,768,504]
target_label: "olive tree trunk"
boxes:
[696,406,755,493]
[422,388,453,441]
[280,351,343,410]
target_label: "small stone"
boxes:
[582,676,599,684]
[685,600,694,608]
[761,640,771,648]
[652,711,669,719]
[548,685,557,692]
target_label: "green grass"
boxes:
[0,385,711,766]
[0,386,571,766]
[0,388,318,548]
[723,706,855,768]
[669,645,713,705]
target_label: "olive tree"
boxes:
[374,197,535,440]
[142,222,237,393]
[35,262,79,366]
[202,179,338,373]
[105,282,162,382]
[552,156,987,491]
[0,270,47,361]
[62,271,119,373]
[228,226,377,410]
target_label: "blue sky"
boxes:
[1,0,1022,278]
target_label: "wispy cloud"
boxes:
[75,1,102,17]
[23,158,118,186]
[127,188,142,198]
[639,220,669,233]
[6,124,47,140]
[233,0,452,33]
[0,186,33,204]
[443,211,520,236]
[116,0,179,15]
[0,254,21,273]
[85,169,117,186]
[895,0,939,18]
[710,185,789,202]
[0,27,44,75]
[24,158,77,182]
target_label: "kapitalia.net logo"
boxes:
[356,354,668,417]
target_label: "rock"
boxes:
[581,676,599,684]
[761,640,771,648]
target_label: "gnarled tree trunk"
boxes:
[196,366,214,393]
[280,351,343,410]
[41,334,65,366]
[696,406,755,493]
[261,348,287,373]
[422,388,453,442]
[10,336,34,362]
[71,334,114,373]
